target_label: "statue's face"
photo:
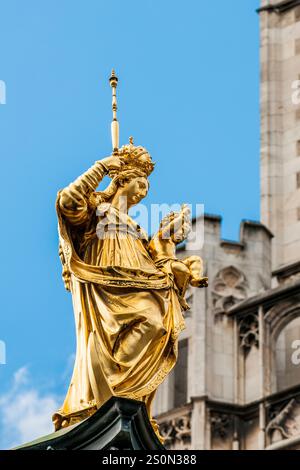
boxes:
[124,176,149,206]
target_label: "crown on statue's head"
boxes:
[108,136,155,178]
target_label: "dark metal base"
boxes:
[14,397,165,450]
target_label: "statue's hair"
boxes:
[89,169,148,208]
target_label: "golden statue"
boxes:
[53,71,208,440]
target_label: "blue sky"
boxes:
[0,0,260,448]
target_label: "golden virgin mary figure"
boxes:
[53,72,207,439]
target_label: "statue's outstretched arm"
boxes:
[58,160,108,226]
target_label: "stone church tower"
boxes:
[153,0,300,450]
[260,0,300,270]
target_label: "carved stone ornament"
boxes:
[159,413,191,448]
[238,313,259,351]
[210,412,231,438]
[267,398,300,444]
[212,266,248,315]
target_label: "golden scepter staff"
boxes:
[109,69,119,155]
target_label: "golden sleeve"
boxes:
[59,161,107,226]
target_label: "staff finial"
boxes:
[109,69,119,155]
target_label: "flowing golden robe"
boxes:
[54,161,185,432]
